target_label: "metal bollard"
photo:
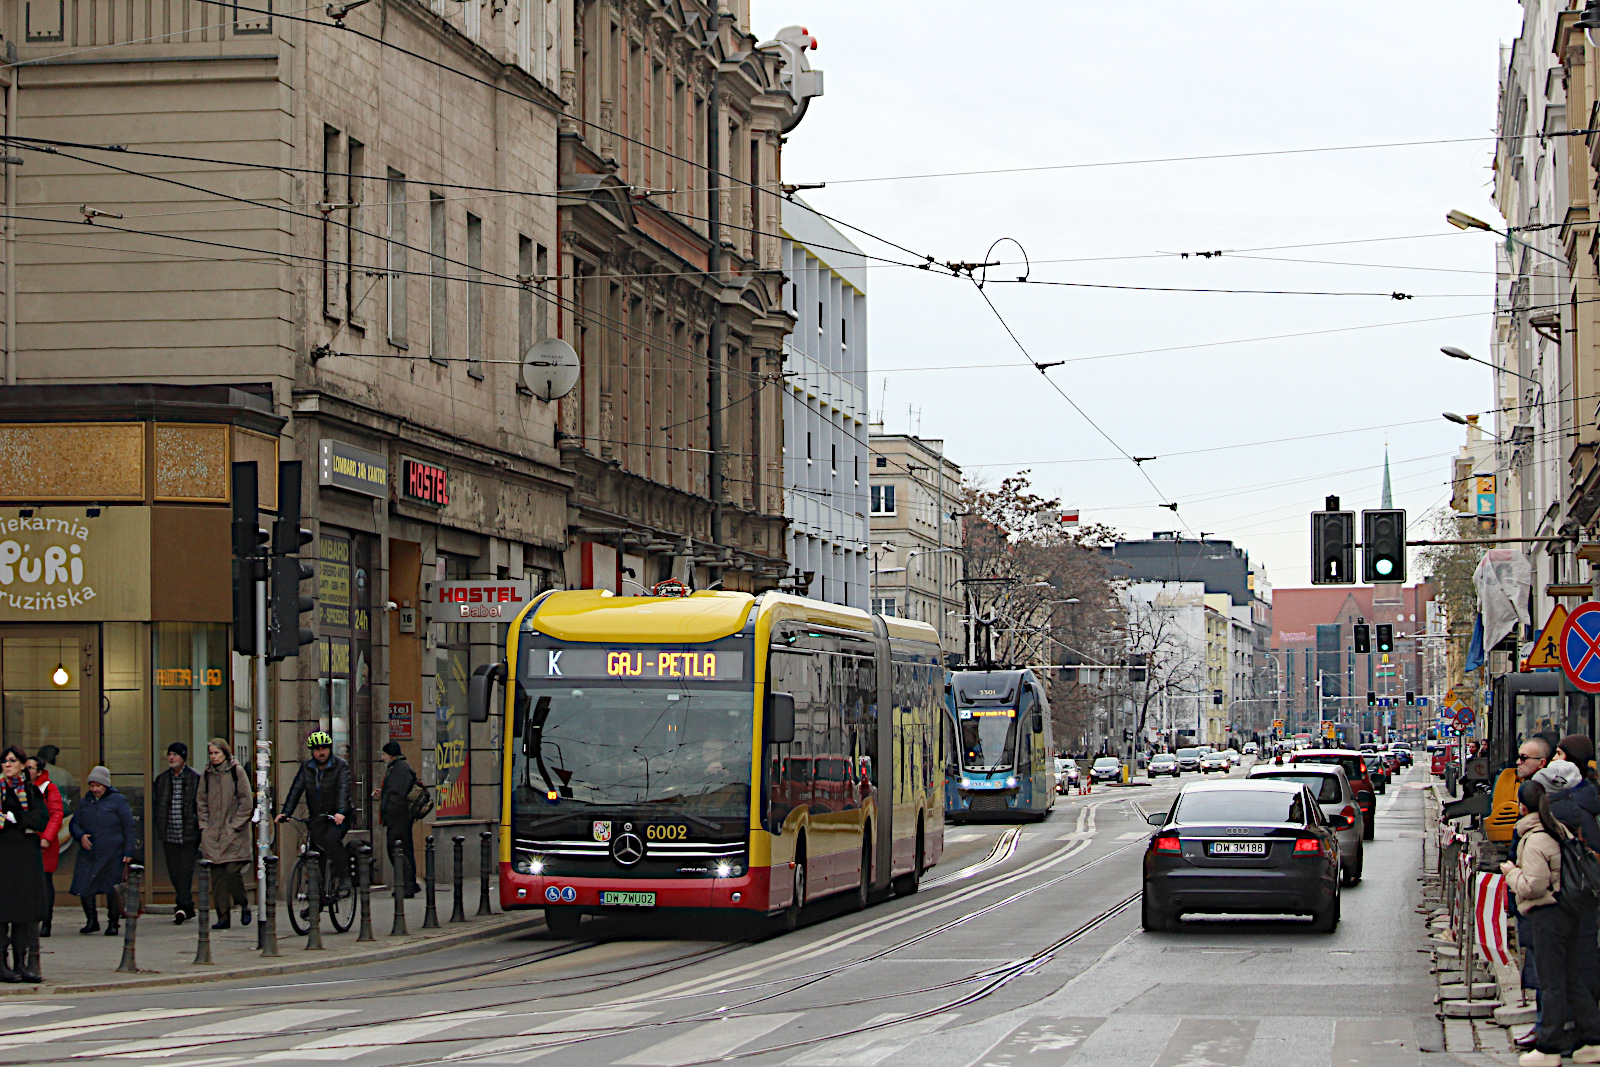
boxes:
[305,852,324,951]
[422,835,441,929]
[260,855,280,957]
[390,836,409,936]
[355,843,374,942]
[478,830,494,916]
[115,864,143,973]
[194,860,214,965]
[450,835,467,923]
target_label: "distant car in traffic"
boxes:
[1141,779,1347,932]
[1288,749,1378,840]
[1222,749,1242,766]
[1247,762,1364,885]
[1091,756,1122,782]
[1175,747,1202,773]
[1243,742,1259,755]
[1200,752,1230,774]
[1055,758,1080,793]
[1149,753,1180,777]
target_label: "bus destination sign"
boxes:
[530,648,745,681]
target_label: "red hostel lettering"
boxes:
[404,460,449,506]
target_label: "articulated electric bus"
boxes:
[469,589,946,936]
[945,669,1055,822]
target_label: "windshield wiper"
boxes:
[526,696,562,797]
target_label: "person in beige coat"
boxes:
[1502,779,1600,1067]
[196,739,253,930]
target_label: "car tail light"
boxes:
[1340,805,1357,823]
[1294,837,1321,853]
[1153,835,1181,853]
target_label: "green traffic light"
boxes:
[1375,559,1393,576]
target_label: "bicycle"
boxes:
[282,815,357,935]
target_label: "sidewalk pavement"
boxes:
[4,882,543,995]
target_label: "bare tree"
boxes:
[1121,592,1206,750]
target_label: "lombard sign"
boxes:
[319,439,388,498]
[0,508,151,620]
[430,579,532,621]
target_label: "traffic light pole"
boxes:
[254,571,270,938]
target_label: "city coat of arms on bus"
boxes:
[593,821,612,842]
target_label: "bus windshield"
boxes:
[959,707,1018,772]
[519,684,753,817]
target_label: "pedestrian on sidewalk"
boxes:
[1536,756,1600,1005]
[377,741,421,897]
[1502,778,1600,1066]
[0,746,48,983]
[25,754,63,938]
[70,765,134,936]
[197,739,253,929]
[153,742,201,925]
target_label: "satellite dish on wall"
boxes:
[522,338,580,401]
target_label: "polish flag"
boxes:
[1475,872,1513,966]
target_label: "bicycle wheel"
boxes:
[286,855,311,936]
[327,867,356,933]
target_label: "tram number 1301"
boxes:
[645,824,689,841]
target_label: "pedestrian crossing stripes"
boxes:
[92,1008,359,1058]
[786,1011,960,1066]
[614,1012,802,1066]
[253,1010,503,1061]
[0,1008,225,1049]
[0,1003,70,1022]
[446,1009,661,1064]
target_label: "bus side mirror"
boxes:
[468,662,506,723]
[1032,710,1044,733]
[765,692,796,745]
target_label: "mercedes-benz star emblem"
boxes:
[612,832,645,866]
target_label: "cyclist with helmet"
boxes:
[275,732,354,888]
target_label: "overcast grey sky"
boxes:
[758,0,1523,589]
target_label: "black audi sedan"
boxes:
[1141,779,1349,933]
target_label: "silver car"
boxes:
[1245,762,1364,885]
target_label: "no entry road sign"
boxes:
[1561,603,1600,694]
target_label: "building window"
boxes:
[831,444,837,475]
[466,212,484,380]
[872,597,897,617]
[517,235,534,392]
[870,485,895,514]
[346,139,365,329]
[874,455,887,468]
[806,431,813,461]
[386,169,407,346]
[323,126,344,321]
[429,193,448,365]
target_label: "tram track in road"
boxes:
[23,803,1151,1066]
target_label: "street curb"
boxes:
[0,912,547,996]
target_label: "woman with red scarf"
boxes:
[25,754,63,938]
[0,745,47,982]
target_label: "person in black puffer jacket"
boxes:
[1540,739,1600,1009]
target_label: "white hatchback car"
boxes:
[1199,751,1231,774]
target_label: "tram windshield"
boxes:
[958,707,1018,772]
[518,684,753,817]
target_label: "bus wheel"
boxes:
[853,834,871,912]
[782,844,807,933]
[545,907,582,939]
[894,820,924,897]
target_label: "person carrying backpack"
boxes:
[377,742,422,898]
[1503,778,1600,1066]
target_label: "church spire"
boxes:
[1381,446,1393,509]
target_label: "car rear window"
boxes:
[1254,773,1340,804]
[1174,789,1305,825]
[1296,754,1364,780]
[1176,748,1199,758]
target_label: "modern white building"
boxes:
[780,199,870,608]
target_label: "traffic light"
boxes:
[1362,509,1407,584]
[1353,623,1370,654]
[231,462,267,655]
[1375,623,1394,654]
[1127,653,1147,683]
[1405,691,1415,706]
[1310,503,1355,585]
[268,461,316,661]
[1367,691,1376,707]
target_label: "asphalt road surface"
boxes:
[0,762,1457,1066]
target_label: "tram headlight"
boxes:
[1005,776,1018,789]
[961,777,978,790]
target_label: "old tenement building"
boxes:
[556,2,822,593]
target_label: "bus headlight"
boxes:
[715,862,732,878]
[512,853,544,876]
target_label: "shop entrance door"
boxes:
[0,626,100,899]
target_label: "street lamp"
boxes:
[1442,412,1502,439]
[1447,209,1567,265]
[1442,346,1540,386]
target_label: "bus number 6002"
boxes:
[646,824,688,841]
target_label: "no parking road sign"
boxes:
[1561,603,1600,694]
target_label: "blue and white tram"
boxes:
[944,669,1055,822]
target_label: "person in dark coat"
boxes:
[276,732,353,888]
[152,742,201,924]
[0,746,48,982]
[377,741,420,897]
[70,766,135,935]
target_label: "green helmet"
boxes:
[306,731,334,749]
